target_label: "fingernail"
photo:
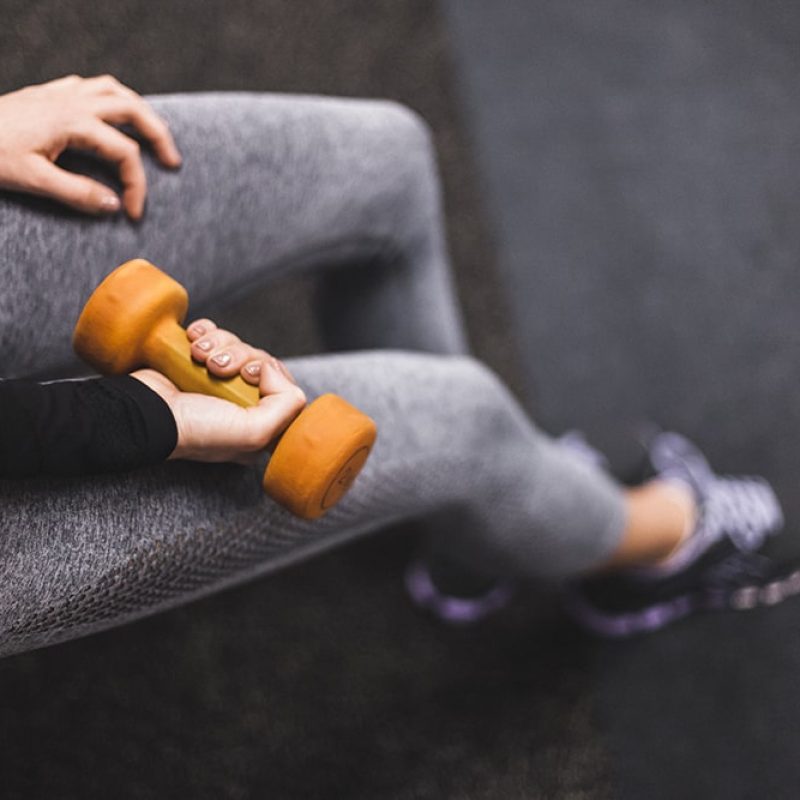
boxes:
[211,352,231,367]
[245,362,261,377]
[196,340,212,352]
[100,194,121,212]
[190,324,206,336]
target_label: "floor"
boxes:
[444,1,800,796]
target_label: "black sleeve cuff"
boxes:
[103,375,179,464]
[0,375,178,479]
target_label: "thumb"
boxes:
[27,157,121,215]
[244,362,307,449]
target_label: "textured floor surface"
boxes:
[0,1,612,798]
[444,1,800,797]
[0,531,609,800]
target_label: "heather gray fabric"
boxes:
[0,93,626,656]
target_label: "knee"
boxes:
[360,100,439,189]
[447,356,527,435]
[372,100,435,151]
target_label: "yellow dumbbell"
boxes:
[73,259,376,519]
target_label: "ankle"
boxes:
[647,479,697,562]
[598,480,697,572]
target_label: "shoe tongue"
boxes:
[649,432,714,495]
[699,477,783,554]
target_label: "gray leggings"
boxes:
[0,93,625,656]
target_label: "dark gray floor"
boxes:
[444,1,800,797]
[0,1,611,798]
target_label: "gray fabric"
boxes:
[0,93,626,656]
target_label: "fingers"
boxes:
[190,328,241,366]
[186,319,218,340]
[10,74,181,219]
[24,156,122,215]
[69,120,147,219]
[206,341,262,377]
[184,320,301,411]
[258,357,303,398]
[83,75,182,168]
[204,340,290,383]
[242,362,307,449]
[241,355,297,388]
[96,96,182,169]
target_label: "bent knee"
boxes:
[369,100,434,149]
[354,100,438,182]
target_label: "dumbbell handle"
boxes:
[143,318,259,407]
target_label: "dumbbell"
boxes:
[73,258,377,519]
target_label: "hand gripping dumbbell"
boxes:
[73,259,377,519]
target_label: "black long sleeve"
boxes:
[0,375,178,478]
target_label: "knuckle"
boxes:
[289,386,307,409]
[124,138,141,157]
[82,183,97,204]
[147,110,168,130]
[22,162,47,190]
[246,427,271,452]
[381,100,433,145]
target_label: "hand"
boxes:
[0,74,182,219]
[131,319,306,465]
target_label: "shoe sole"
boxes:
[564,569,800,638]
[405,561,515,625]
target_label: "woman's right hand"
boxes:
[131,319,307,465]
[0,74,181,219]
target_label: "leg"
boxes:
[0,352,627,657]
[0,93,466,380]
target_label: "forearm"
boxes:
[0,375,177,478]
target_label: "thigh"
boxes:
[0,93,465,379]
[0,351,488,656]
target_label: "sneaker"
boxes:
[565,431,795,638]
[404,559,516,625]
[405,430,602,624]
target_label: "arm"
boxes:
[0,320,305,479]
[0,375,177,478]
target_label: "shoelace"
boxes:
[699,475,784,553]
[650,431,784,554]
